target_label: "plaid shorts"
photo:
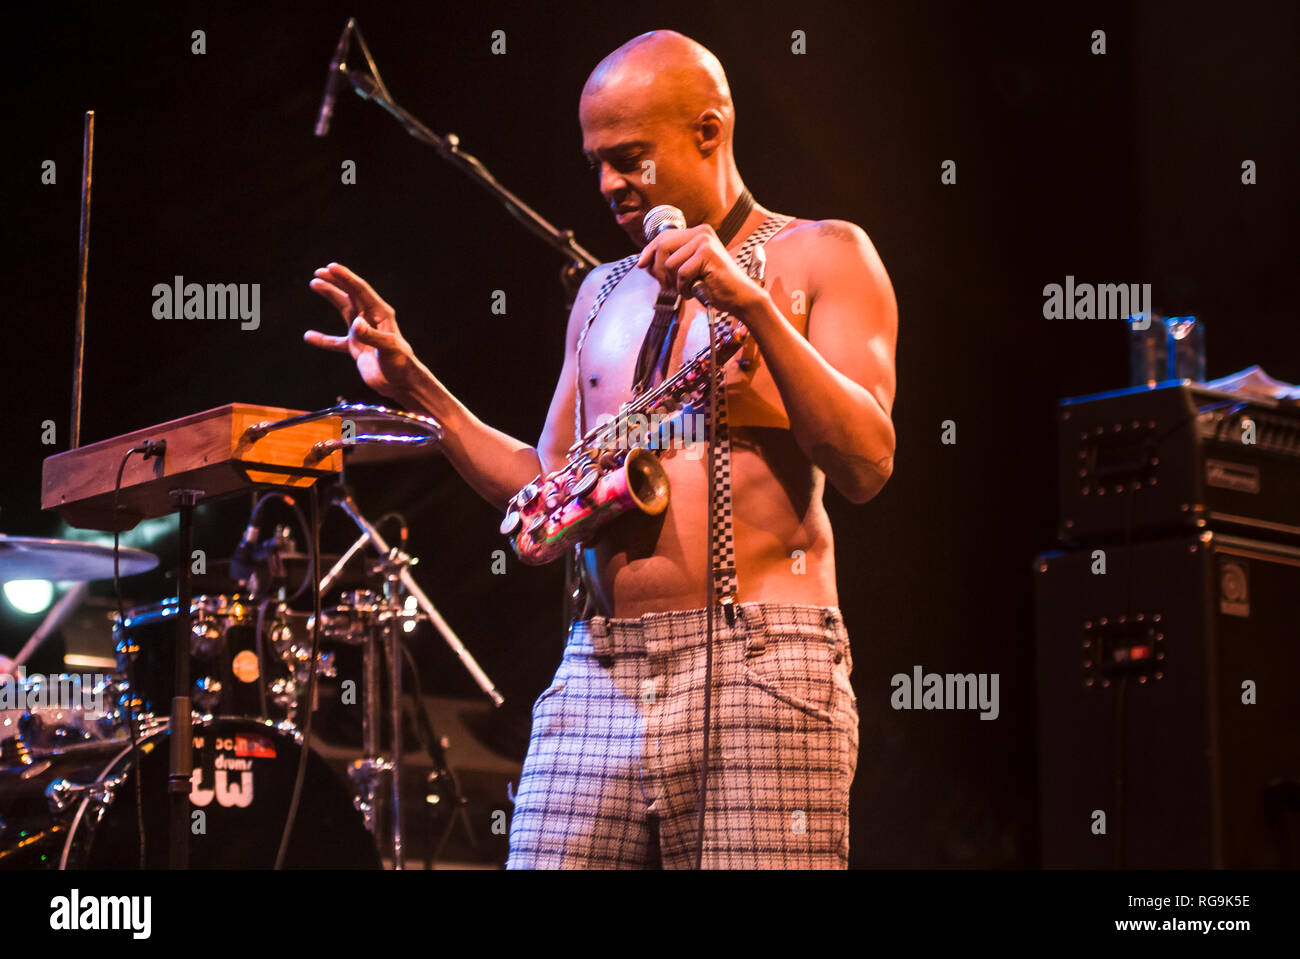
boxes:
[505,602,859,869]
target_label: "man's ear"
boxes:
[694,109,726,157]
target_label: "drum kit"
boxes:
[3,403,497,869]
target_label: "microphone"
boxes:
[229,523,262,586]
[314,19,355,137]
[643,204,711,306]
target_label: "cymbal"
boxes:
[0,535,158,581]
[335,414,443,465]
[338,436,442,465]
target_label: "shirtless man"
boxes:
[305,30,896,869]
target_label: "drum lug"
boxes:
[45,772,125,816]
[348,757,392,834]
[193,676,223,714]
[191,620,223,658]
[0,732,36,767]
[273,719,303,746]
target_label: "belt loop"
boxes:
[721,595,736,627]
[822,608,847,662]
[741,604,767,656]
[589,616,613,662]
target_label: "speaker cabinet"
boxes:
[1035,531,1300,867]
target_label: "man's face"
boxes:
[580,95,702,247]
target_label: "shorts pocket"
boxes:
[531,678,566,716]
[741,627,837,722]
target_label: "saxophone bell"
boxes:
[508,447,671,565]
[620,447,670,515]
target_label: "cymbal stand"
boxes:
[347,613,383,832]
[323,483,489,870]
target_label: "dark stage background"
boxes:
[3,1,1297,867]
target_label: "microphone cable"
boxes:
[274,482,324,869]
[113,439,165,868]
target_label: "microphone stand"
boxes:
[325,21,601,300]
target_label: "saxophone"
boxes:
[501,212,770,565]
[499,318,750,564]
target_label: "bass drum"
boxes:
[59,716,380,869]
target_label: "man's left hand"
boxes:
[636,225,762,314]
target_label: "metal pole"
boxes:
[384,584,404,870]
[70,111,94,450]
[168,490,203,869]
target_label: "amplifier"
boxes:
[1034,530,1300,868]
[1057,381,1300,544]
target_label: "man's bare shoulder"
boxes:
[564,256,637,350]
[771,217,890,295]
[776,217,875,253]
[580,254,643,303]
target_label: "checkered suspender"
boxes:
[575,254,640,440]
[566,254,640,621]
[570,214,793,607]
[708,214,793,605]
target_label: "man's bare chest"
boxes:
[578,266,804,432]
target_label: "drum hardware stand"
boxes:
[46,769,127,819]
[322,480,504,707]
[340,549,414,862]
[319,478,494,869]
[348,665,389,840]
[235,403,493,867]
[381,546,411,868]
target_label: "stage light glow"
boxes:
[58,515,176,551]
[3,579,55,615]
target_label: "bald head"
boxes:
[579,31,744,245]
[581,30,734,139]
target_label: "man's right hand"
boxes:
[304,263,422,401]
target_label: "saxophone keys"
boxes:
[499,509,522,535]
[573,469,599,497]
